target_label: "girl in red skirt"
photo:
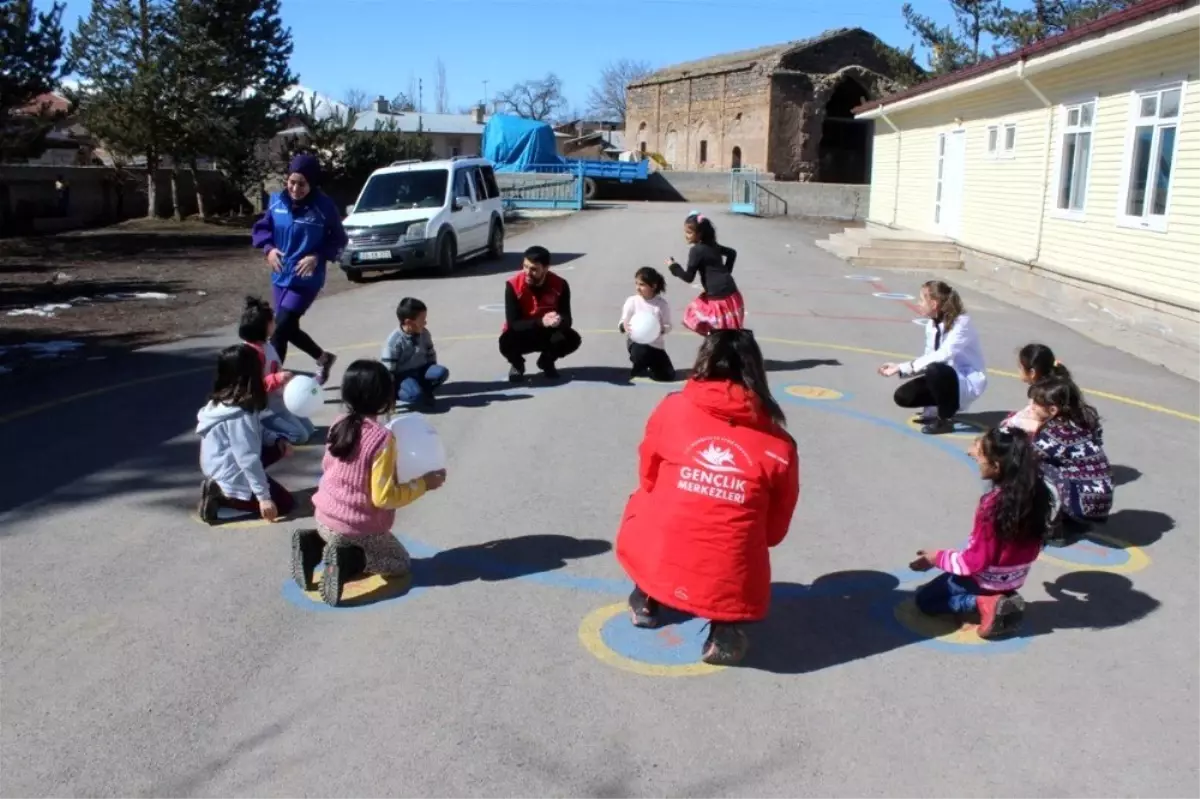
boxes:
[666,212,743,335]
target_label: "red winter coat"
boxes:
[616,379,800,622]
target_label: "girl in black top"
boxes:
[667,212,744,335]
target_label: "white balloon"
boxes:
[386,414,446,483]
[628,310,661,345]
[283,375,322,417]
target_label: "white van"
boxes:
[339,157,505,281]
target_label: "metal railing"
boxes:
[496,162,585,211]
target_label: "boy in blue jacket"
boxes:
[250,154,348,384]
[380,297,449,409]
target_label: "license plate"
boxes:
[359,250,392,261]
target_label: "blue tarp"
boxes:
[481,115,564,172]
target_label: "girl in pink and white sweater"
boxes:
[297,359,447,606]
[618,266,675,382]
[909,426,1048,640]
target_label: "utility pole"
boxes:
[483,80,489,112]
[418,78,423,113]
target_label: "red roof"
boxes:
[854,0,1194,114]
[18,92,70,115]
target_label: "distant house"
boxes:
[854,0,1199,347]
[8,93,99,166]
[354,96,488,159]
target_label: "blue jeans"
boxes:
[915,573,983,615]
[262,404,316,444]
[397,364,449,404]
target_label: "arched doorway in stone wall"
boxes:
[817,76,872,184]
[664,128,678,168]
[731,146,742,169]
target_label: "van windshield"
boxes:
[356,169,448,212]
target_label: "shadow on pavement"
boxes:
[1110,464,1141,487]
[957,410,1013,429]
[1024,571,1160,636]
[413,534,612,589]
[1087,508,1174,549]
[354,250,586,283]
[0,345,220,520]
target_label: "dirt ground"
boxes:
[0,214,540,378]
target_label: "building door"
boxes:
[934,129,966,237]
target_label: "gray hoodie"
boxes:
[380,327,436,376]
[196,401,278,502]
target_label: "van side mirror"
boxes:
[454,196,472,211]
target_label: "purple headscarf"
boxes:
[287,153,321,187]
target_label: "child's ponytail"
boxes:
[1019,342,1072,381]
[327,359,395,462]
[980,427,1049,542]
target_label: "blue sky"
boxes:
[55,0,962,114]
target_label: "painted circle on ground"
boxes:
[578,603,725,677]
[784,385,845,401]
[1038,532,1151,574]
[478,303,505,312]
[281,566,427,613]
[845,274,881,281]
[904,417,985,439]
[886,596,1028,654]
[873,292,916,301]
[912,318,932,326]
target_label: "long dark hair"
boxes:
[1018,342,1071,382]
[1028,375,1101,433]
[979,427,1049,542]
[238,295,274,343]
[692,329,786,427]
[685,213,717,246]
[209,344,267,412]
[327,360,395,461]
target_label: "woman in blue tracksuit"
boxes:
[251,153,348,384]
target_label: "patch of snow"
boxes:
[6,292,173,317]
[101,292,172,301]
[6,304,72,317]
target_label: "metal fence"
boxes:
[495,163,585,211]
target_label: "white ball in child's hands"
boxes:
[628,311,661,345]
[387,414,447,484]
[283,375,322,417]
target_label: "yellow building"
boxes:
[854,0,1199,350]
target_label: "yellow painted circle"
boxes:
[1038,532,1152,574]
[577,602,726,677]
[302,569,414,604]
[904,416,984,440]
[784,385,844,401]
[893,596,991,645]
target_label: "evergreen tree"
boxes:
[0,0,66,161]
[901,0,999,74]
[69,0,173,217]
[987,0,1137,50]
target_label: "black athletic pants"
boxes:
[498,326,582,367]
[628,341,676,381]
[893,361,961,419]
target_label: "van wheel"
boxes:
[436,234,457,276]
[345,269,365,283]
[487,220,504,260]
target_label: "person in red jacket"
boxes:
[615,329,801,666]
[499,245,583,382]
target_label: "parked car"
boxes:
[339,156,505,281]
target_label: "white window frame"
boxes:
[1050,96,1098,221]
[1117,79,1186,233]
[985,121,1017,159]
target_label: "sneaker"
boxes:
[628,587,660,628]
[921,417,956,435]
[912,409,936,424]
[319,544,366,607]
[976,592,1026,640]
[197,479,222,524]
[507,363,526,383]
[537,355,560,380]
[315,352,337,386]
[290,528,324,590]
[701,622,749,666]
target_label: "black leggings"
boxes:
[893,362,961,419]
[628,341,676,381]
[271,306,323,364]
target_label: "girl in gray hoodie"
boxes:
[196,345,295,523]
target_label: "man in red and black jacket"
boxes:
[499,245,583,382]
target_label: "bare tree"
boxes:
[587,58,651,123]
[342,87,371,111]
[493,73,566,121]
[434,57,448,113]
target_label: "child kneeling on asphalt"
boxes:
[380,297,448,410]
[908,426,1048,640]
[294,359,446,606]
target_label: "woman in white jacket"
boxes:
[878,280,987,434]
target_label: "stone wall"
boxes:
[0,165,246,236]
[647,170,869,220]
[626,66,773,172]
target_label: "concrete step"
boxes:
[857,240,961,254]
[857,245,962,259]
[847,253,964,269]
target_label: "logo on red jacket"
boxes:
[678,437,752,504]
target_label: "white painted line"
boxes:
[478,304,505,312]
[873,292,916,301]
[844,274,881,281]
